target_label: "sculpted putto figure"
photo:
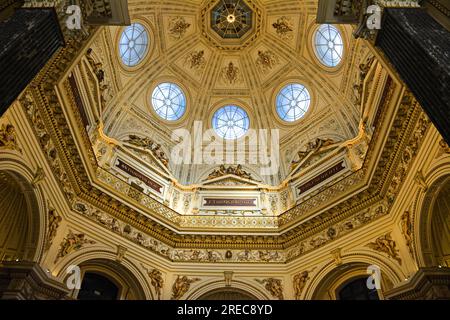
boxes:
[171,276,200,300]
[125,135,169,167]
[291,138,337,171]
[0,124,20,151]
[293,271,309,300]
[207,164,253,180]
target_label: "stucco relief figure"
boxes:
[152,144,169,167]
[45,209,62,251]
[293,271,309,300]
[366,233,402,265]
[126,135,155,149]
[256,50,279,73]
[353,56,376,106]
[86,48,113,112]
[125,135,169,167]
[185,50,206,72]
[55,231,95,263]
[290,138,337,171]
[169,17,191,39]
[207,164,253,181]
[0,124,20,152]
[171,276,200,300]
[148,269,164,300]
[86,48,105,83]
[208,164,227,180]
[222,62,240,84]
[256,278,284,300]
[401,211,413,255]
[436,139,450,157]
[272,16,294,40]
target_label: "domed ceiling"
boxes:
[19,0,420,264]
[89,0,369,186]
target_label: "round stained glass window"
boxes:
[314,24,344,67]
[276,84,311,122]
[212,105,250,140]
[151,83,186,121]
[119,23,149,67]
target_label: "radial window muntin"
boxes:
[314,24,344,67]
[119,23,149,67]
[276,83,311,122]
[151,83,187,121]
[212,105,250,140]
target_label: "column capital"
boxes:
[384,267,450,300]
[0,261,70,300]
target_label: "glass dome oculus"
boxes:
[212,105,250,140]
[119,23,149,67]
[314,24,344,67]
[276,84,311,122]
[151,83,186,121]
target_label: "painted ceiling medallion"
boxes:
[211,0,253,39]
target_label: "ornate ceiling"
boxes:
[88,0,366,186]
[15,0,432,266]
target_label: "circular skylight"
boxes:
[151,83,186,121]
[314,24,344,67]
[276,84,311,122]
[212,105,250,140]
[119,23,149,67]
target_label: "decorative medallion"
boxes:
[221,62,240,84]
[272,16,294,40]
[169,17,191,40]
[184,50,207,73]
[211,0,253,39]
[256,50,279,73]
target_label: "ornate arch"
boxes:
[415,169,450,267]
[54,248,152,300]
[186,279,269,300]
[305,252,404,300]
[0,157,47,263]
